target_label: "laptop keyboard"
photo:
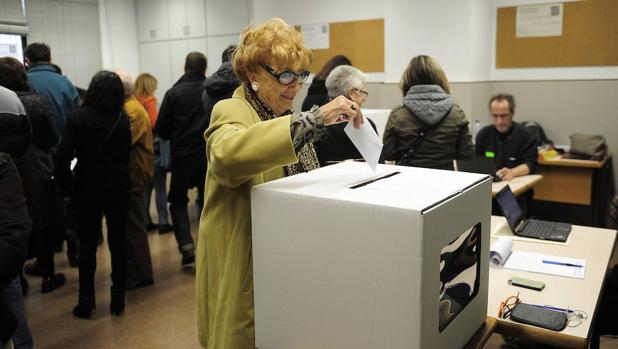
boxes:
[518,219,570,242]
[522,220,554,238]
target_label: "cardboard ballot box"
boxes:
[251,162,491,349]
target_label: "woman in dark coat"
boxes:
[55,71,131,319]
[381,55,473,170]
[0,57,65,294]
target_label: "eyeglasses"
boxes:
[491,113,512,119]
[260,63,310,85]
[354,88,369,97]
[497,293,521,319]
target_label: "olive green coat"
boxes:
[196,86,298,349]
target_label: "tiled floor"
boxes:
[24,198,203,349]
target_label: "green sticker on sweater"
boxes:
[485,151,495,158]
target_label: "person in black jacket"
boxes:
[301,55,351,112]
[475,93,537,216]
[475,94,537,181]
[155,52,207,266]
[0,153,32,349]
[0,57,66,294]
[55,71,132,319]
[0,86,34,349]
[202,45,239,127]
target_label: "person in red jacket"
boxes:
[135,73,173,234]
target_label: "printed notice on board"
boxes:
[516,3,563,38]
[301,23,329,49]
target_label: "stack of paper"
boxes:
[490,237,585,279]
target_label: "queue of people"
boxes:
[0,18,540,349]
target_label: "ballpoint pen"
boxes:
[542,260,583,268]
[533,305,574,313]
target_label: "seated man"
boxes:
[475,93,537,181]
[476,93,538,216]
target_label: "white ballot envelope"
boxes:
[344,120,383,171]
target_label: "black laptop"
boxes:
[457,154,501,182]
[495,185,572,242]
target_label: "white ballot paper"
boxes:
[344,120,383,172]
[489,237,585,279]
[490,236,513,267]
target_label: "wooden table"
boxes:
[534,156,606,205]
[533,155,611,227]
[488,216,617,348]
[491,174,543,197]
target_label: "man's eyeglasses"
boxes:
[260,63,310,85]
[491,113,512,119]
[354,88,369,97]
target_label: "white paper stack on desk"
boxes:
[490,236,586,279]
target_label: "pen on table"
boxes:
[542,260,583,268]
[533,305,574,313]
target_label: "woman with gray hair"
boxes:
[313,65,376,165]
[325,65,369,107]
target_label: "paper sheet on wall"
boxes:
[301,23,329,49]
[344,121,383,172]
[516,4,563,38]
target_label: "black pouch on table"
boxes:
[509,303,568,331]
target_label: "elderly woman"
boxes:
[301,54,351,111]
[55,71,131,319]
[381,55,472,170]
[196,18,362,349]
[312,64,377,165]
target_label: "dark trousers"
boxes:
[75,189,128,298]
[36,223,65,277]
[168,158,205,251]
[3,277,33,349]
[126,191,153,285]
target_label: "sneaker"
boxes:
[158,224,173,234]
[41,273,66,293]
[24,261,44,277]
[146,222,157,231]
[181,249,195,267]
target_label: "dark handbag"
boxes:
[509,303,568,331]
[568,133,607,160]
[397,126,429,166]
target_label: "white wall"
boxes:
[253,0,496,83]
[26,0,102,88]
[99,0,140,77]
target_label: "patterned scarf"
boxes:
[243,84,320,176]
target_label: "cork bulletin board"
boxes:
[298,18,384,73]
[496,0,618,68]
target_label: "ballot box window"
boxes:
[438,223,481,332]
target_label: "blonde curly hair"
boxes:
[233,18,312,83]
